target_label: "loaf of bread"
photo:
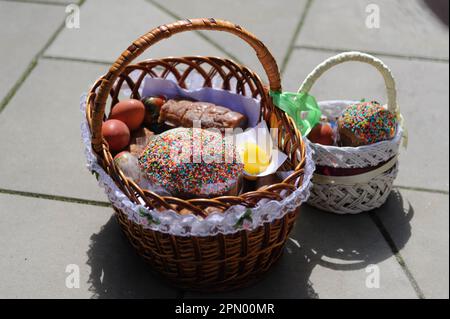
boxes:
[158,99,248,130]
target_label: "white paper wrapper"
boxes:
[234,121,288,178]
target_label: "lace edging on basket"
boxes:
[80,95,314,237]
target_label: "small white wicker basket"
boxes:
[298,52,404,214]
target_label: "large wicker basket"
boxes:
[298,52,403,214]
[84,19,309,291]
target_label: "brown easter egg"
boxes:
[102,119,130,152]
[110,99,145,131]
[308,123,334,146]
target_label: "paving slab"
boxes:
[45,0,224,65]
[297,0,449,60]
[283,49,449,191]
[375,189,449,299]
[0,59,108,201]
[0,1,63,101]
[150,0,308,79]
[0,194,178,298]
[186,203,418,299]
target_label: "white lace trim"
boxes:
[80,95,314,237]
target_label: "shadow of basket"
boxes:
[85,190,411,298]
[292,189,412,272]
[86,216,180,299]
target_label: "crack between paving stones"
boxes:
[0,0,86,114]
[145,0,242,64]
[42,55,115,66]
[0,188,111,208]
[0,58,38,114]
[394,185,449,195]
[280,0,314,75]
[293,44,450,63]
[369,213,426,299]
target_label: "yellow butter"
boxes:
[241,142,270,175]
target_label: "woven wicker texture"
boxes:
[85,19,308,291]
[298,52,402,214]
[309,163,399,214]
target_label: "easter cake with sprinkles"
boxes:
[337,101,397,147]
[138,127,243,198]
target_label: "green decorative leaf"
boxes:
[138,207,161,225]
[91,171,99,181]
[234,208,253,229]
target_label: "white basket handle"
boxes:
[298,52,398,114]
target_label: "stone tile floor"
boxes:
[0,0,448,299]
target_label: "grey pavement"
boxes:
[0,0,448,299]
[0,1,63,104]
[297,0,449,60]
[0,194,178,298]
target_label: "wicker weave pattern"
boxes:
[85,19,309,291]
[308,163,398,214]
[298,52,402,214]
[115,207,298,291]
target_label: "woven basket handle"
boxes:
[298,51,398,114]
[91,18,281,151]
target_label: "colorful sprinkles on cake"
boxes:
[339,101,397,145]
[138,127,243,197]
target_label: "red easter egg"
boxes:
[102,119,130,152]
[110,99,145,131]
[308,123,334,146]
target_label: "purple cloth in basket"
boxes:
[141,77,261,128]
